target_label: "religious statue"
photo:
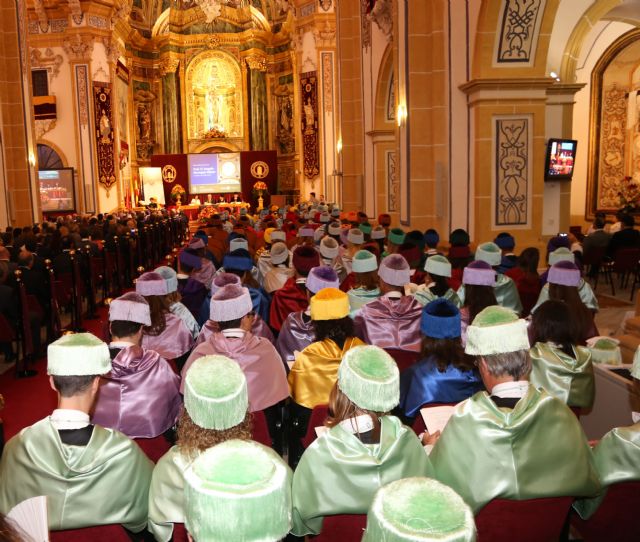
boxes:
[137,104,152,141]
[304,98,315,134]
[99,109,111,142]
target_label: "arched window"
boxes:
[37,143,63,170]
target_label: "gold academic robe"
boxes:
[0,417,153,532]
[430,385,600,513]
[288,337,365,409]
[529,342,595,409]
[291,416,433,536]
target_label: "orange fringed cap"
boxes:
[310,287,350,321]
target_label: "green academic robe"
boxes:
[573,422,640,519]
[148,446,192,542]
[347,287,381,316]
[291,416,433,536]
[529,342,595,409]
[413,286,462,308]
[457,274,523,314]
[0,417,153,532]
[430,385,600,513]
[532,279,599,313]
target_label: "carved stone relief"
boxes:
[133,88,158,161]
[194,0,223,24]
[33,0,49,33]
[387,150,398,212]
[496,0,546,63]
[63,34,94,62]
[369,0,392,41]
[68,0,83,25]
[75,65,89,126]
[35,119,57,139]
[30,48,64,80]
[321,52,333,113]
[319,0,332,12]
[246,54,268,72]
[597,84,627,209]
[274,84,295,155]
[360,0,371,49]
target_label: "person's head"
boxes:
[474,241,502,269]
[310,191,316,199]
[270,242,289,267]
[494,232,515,254]
[319,236,339,262]
[346,228,365,249]
[47,333,111,410]
[135,271,170,335]
[155,265,180,303]
[387,228,405,252]
[532,300,580,357]
[17,253,33,269]
[178,355,252,459]
[462,260,497,320]
[398,243,423,270]
[378,254,410,293]
[465,306,531,389]
[209,284,254,330]
[292,245,320,277]
[223,249,257,287]
[211,272,242,295]
[517,247,539,276]
[622,213,635,229]
[593,216,606,230]
[423,228,439,249]
[378,213,391,228]
[421,298,469,372]
[306,266,340,300]
[108,292,150,343]
[449,228,470,248]
[310,287,353,345]
[352,250,379,290]
[423,255,451,297]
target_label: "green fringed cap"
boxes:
[184,439,293,542]
[362,477,476,542]
[47,332,111,376]
[184,356,248,430]
[474,242,501,267]
[632,345,640,380]
[465,306,529,356]
[338,345,399,412]
[424,255,452,278]
[588,337,621,365]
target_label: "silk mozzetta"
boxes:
[0,417,153,531]
[347,287,381,314]
[353,296,423,352]
[170,301,200,340]
[529,342,595,409]
[263,266,295,294]
[182,331,289,411]
[430,385,600,513]
[531,279,599,313]
[291,416,433,536]
[458,274,523,314]
[412,286,462,308]
[92,345,182,438]
[269,277,309,332]
[276,311,315,362]
[195,315,275,346]
[573,422,640,519]
[191,259,216,289]
[247,285,271,324]
[142,312,194,360]
[288,337,365,409]
[399,357,484,417]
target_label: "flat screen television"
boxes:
[38,168,75,212]
[545,138,577,181]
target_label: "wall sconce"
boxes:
[28,152,36,168]
[397,104,407,127]
[336,138,343,155]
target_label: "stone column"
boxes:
[160,57,181,155]
[246,54,269,151]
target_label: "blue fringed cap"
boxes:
[223,249,253,272]
[185,439,293,542]
[494,232,515,250]
[362,477,476,542]
[421,298,461,339]
[338,345,399,412]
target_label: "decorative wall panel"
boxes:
[495,0,546,64]
[93,83,116,194]
[387,150,398,212]
[301,71,319,179]
[493,116,531,227]
[597,84,627,209]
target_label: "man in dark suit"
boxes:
[607,214,640,257]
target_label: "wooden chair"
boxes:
[301,404,330,449]
[309,514,367,541]
[570,481,640,542]
[474,496,573,542]
[251,410,273,448]
[609,247,640,297]
[49,524,133,541]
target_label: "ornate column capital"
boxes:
[63,33,94,62]
[245,54,267,72]
[159,56,180,77]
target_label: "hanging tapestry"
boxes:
[301,72,319,179]
[93,83,116,193]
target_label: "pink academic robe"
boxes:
[142,312,194,360]
[92,345,182,438]
[194,315,275,347]
[354,295,423,352]
[181,331,289,411]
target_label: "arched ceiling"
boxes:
[603,0,640,25]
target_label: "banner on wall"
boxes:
[93,83,116,195]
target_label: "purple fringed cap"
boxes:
[378,254,410,287]
[306,266,340,294]
[189,237,206,250]
[210,284,253,322]
[298,226,315,238]
[211,272,241,294]
[136,271,169,296]
[180,250,203,270]
[462,260,496,286]
[109,292,151,326]
[548,260,581,287]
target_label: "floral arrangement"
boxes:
[252,181,268,199]
[198,205,218,224]
[170,185,186,204]
[617,175,640,212]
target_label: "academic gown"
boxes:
[573,422,640,519]
[457,273,523,314]
[354,296,423,352]
[531,279,599,313]
[430,385,600,513]
[276,311,315,363]
[177,276,208,319]
[347,287,381,315]
[269,277,309,332]
[181,331,289,411]
[288,337,365,409]
[412,285,462,308]
[0,417,153,531]
[194,315,274,346]
[191,259,216,289]
[170,301,200,340]
[291,416,433,536]
[142,312,194,360]
[248,285,271,324]
[263,266,295,294]
[529,342,595,409]
[399,357,484,417]
[92,345,182,438]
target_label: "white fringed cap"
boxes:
[230,238,249,252]
[328,222,342,236]
[424,254,452,278]
[270,242,289,265]
[270,230,286,243]
[378,254,411,286]
[465,305,529,356]
[371,226,386,240]
[154,266,178,293]
[109,292,151,326]
[352,250,378,273]
[320,237,339,259]
[209,284,253,322]
[47,332,112,376]
[347,228,364,245]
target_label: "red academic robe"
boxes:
[269,277,309,332]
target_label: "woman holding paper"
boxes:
[290,345,432,537]
[399,298,483,421]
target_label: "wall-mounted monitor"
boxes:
[187,153,241,194]
[545,139,577,181]
[38,168,75,212]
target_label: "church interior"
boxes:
[0,0,639,541]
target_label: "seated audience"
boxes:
[505,246,541,317]
[319,236,347,282]
[339,227,365,275]
[346,249,381,314]
[148,355,254,541]
[92,293,182,438]
[429,306,600,513]
[529,300,595,409]
[411,254,461,307]
[291,345,432,536]
[0,333,153,531]
[222,248,271,324]
[459,260,498,343]
[154,265,200,340]
[607,213,640,256]
[583,215,611,277]
[494,232,517,274]
[263,241,294,294]
[186,237,216,289]
[384,228,406,257]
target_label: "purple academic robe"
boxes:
[276,311,315,362]
[354,295,423,352]
[92,345,182,438]
[191,259,216,289]
[181,331,289,411]
[142,312,194,360]
[194,315,275,347]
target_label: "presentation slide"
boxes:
[39,168,75,212]
[187,153,242,194]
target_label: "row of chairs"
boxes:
[583,246,640,299]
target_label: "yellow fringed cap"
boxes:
[310,287,350,320]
